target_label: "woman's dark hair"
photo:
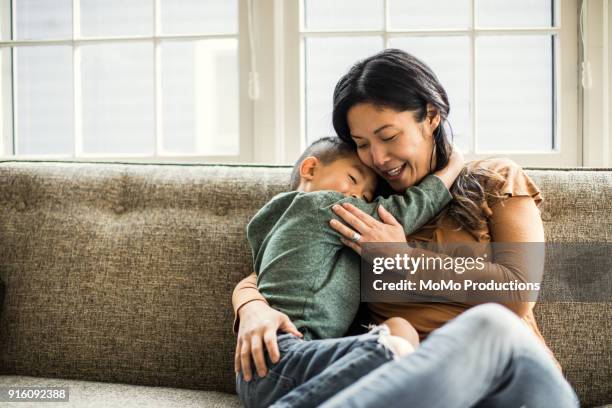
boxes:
[332,48,501,232]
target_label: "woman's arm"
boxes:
[487,195,544,316]
[232,273,302,381]
[330,196,544,318]
[232,272,268,332]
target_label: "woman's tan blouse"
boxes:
[233,158,558,366]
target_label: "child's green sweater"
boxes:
[247,175,452,340]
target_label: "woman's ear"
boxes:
[425,103,441,135]
[299,156,320,181]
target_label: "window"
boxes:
[298,0,580,167]
[0,0,585,166]
[0,0,247,161]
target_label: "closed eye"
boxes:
[348,174,357,184]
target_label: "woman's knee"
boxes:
[462,303,524,337]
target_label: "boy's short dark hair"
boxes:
[289,136,357,190]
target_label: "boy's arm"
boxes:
[345,147,464,235]
[321,175,450,240]
[367,174,452,235]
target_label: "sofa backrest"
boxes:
[0,161,610,406]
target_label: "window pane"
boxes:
[304,0,384,30]
[160,0,238,35]
[81,43,154,155]
[305,37,383,144]
[389,37,471,151]
[0,49,10,143]
[388,0,470,30]
[476,35,554,152]
[14,0,72,40]
[80,0,153,37]
[476,0,555,28]
[161,40,239,155]
[15,46,73,155]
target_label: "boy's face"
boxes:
[302,154,377,202]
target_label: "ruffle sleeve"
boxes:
[470,158,544,217]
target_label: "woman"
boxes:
[233,49,577,407]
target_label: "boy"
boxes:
[237,137,462,407]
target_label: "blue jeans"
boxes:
[320,304,579,408]
[238,304,578,408]
[236,325,396,408]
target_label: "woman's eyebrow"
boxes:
[351,124,394,139]
[374,124,394,134]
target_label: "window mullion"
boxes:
[73,0,82,157]
[10,0,17,155]
[470,0,477,154]
[153,0,161,158]
[384,0,389,48]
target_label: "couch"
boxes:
[0,160,610,407]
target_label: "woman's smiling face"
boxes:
[347,102,440,192]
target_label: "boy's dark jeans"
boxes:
[236,326,395,408]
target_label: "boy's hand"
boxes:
[433,145,464,189]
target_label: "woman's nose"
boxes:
[370,144,390,168]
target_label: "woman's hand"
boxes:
[235,300,302,381]
[330,203,408,257]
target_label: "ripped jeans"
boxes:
[237,304,579,408]
[235,325,396,408]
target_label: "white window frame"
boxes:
[274,0,581,167]
[1,1,607,167]
[0,0,254,163]
[581,0,612,167]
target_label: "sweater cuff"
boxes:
[422,174,453,204]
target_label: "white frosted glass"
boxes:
[160,0,238,35]
[80,0,153,37]
[476,36,554,152]
[304,0,384,30]
[388,0,471,30]
[14,0,72,40]
[15,46,73,155]
[389,37,471,151]
[305,37,384,144]
[81,43,154,155]
[476,0,555,28]
[161,40,239,155]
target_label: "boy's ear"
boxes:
[299,156,319,181]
